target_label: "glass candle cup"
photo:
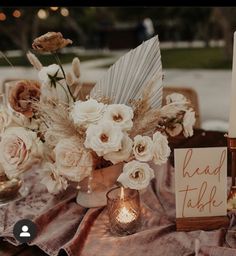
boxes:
[106,186,141,236]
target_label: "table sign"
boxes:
[174,147,230,231]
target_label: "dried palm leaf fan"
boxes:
[90,35,163,109]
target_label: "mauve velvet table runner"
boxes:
[1,129,236,256]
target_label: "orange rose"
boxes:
[9,80,41,118]
[32,32,72,53]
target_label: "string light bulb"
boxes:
[0,12,6,21]
[12,10,21,18]
[37,9,48,20]
[60,8,69,17]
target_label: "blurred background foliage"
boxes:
[0,7,236,69]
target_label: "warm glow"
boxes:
[60,8,69,17]
[0,12,6,21]
[12,10,21,18]
[50,7,58,11]
[37,9,48,20]
[116,206,136,223]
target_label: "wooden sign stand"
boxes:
[176,216,230,232]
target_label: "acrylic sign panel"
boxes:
[175,147,227,218]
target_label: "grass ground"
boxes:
[100,47,232,70]
[0,47,232,69]
[0,52,112,67]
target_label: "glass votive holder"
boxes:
[106,186,141,236]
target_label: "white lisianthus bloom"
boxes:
[152,131,171,165]
[104,133,133,164]
[70,99,106,127]
[117,160,155,190]
[40,163,68,195]
[38,64,70,103]
[38,64,63,85]
[0,107,12,135]
[183,109,196,137]
[0,127,43,179]
[102,104,133,131]
[133,135,153,162]
[166,93,188,104]
[84,121,123,156]
[54,137,94,182]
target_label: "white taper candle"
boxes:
[229,32,236,137]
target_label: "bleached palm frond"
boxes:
[90,35,163,109]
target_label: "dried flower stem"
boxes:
[53,52,75,102]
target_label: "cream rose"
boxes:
[84,121,123,156]
[117,160,154,190]
[40,163,68,194]
[166,93,188,104]
[0,107,12,135]
[104,133,133,164]
[70,99,106,126]
[102,104,133,131]
[133,135,153,162]
[54,137,94,182]
[152,131,171,165]
[0,127,42,179]
[183,109,196,137]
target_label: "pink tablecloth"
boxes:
[0,162,236,256]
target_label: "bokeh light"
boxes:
[60,8,69,17]
[0,12,6,21]
[37,9,48,20]
[12,10,21,18]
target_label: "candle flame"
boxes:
[120,186,125,200]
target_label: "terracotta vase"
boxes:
[76,162,124,208]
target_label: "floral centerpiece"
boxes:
[0,32,196,207]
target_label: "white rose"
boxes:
[70,99,106,127]
[152,131,171,165]
[104,133,133,164]
[84,121,123,156]
[0,127,42,179]
[133,135,153,162]
[38,64,63,85]
[0,107,12,135]
[40,163,68,195]
[117,160,154,190]
[166,93,188,104]
[183,109,196,137]
[55,137,94,182]
[102,104,133,131]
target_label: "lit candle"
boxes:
[229,32,236,137]
[116,206,136,224]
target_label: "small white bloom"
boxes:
[40,163,68,195]
[166,93,188,104]
[104,133,133,164]
[133,135,153,162]
[0,107,12,135]
[84,121,123,156]
[102,104,133,131]
[55,137,94,182]
[0,127,43,179]
[70,99,106,126]
[183,109,196,137]
[152,131,171,165]
[38,64,63,85]
[117,160,154,190]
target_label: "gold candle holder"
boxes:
[106,186,141,236]
[227,136,236,210]
[0,173,22,203]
